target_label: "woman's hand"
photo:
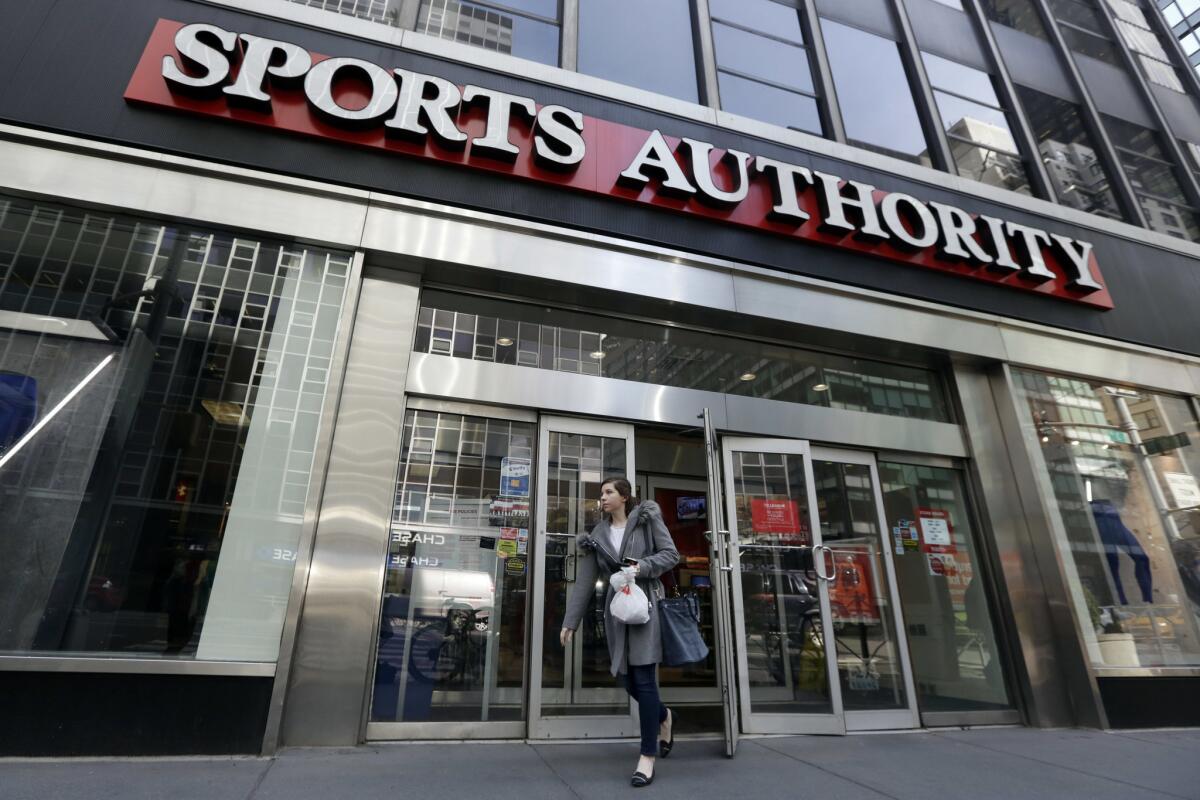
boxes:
[560,627,574,646]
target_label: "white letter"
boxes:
[811,172,889,241]
[617,130,696,197]
[223,34,312,110]
[977,215,1022,274]
[879,193,938,251]
[680,138,752,208]
[1049,234,1103,291]
[533,105,585,171]
[928,202,993,265]
[1006,221,1055,282]
[463,86,537,163]
[387,70,468,149]
[304,58,398,128]
[162,23,237,96]
[754,156,813,224]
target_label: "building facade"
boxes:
[1,0,1199,756]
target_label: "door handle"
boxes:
[813,545,836,582]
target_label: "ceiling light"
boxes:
[497,337,514,346]
[1041,435,1050,443]
[590,350,605,359]
[812,383,829,392]
[739,372,757,382]
[1070,439,1081,446]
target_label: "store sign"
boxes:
[125,20,1113,309]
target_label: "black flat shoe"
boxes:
[631,771,654,787]
[659,708,675,758]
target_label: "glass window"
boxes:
[579,0,700,103]
[415,0,561,66]
[1014,369,1200,670]
[710,0,822,135]
[718,72,823,133]
[371,409,534,722]
[1015,86,1124,219]
[0,195,351,661]
[1102,114,1200,239]
[821,19,933,165]
[923,53,1032,194]
[712,23,814,93]
[929,0,965,8]
[878,462,1013,712]
[1049,0,1124,65]
[1109,0,1187,91]
[414,291,953,422]
[286,0,404,25]
[709,0,804,42]
[979,0,1050,38]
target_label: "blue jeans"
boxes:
[622,663,668,756]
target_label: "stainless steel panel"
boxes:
[262,253,366,754]
[724,394,968,457]
[1094,666,1200,678]
[404,395,537,422]
[359,202,739,312]
[952,363,1104,728]
[406,352,733,430]
[998,327,1199,395]
[0,134,369,248]
[280,273,422,747]
[367,721,526,740]
[729,274,1008,361]
[921,709,1023,727]
[694,0,722,107]
[560,0,579,71]
[0,656,275,676]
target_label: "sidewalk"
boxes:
[3,727,1198,800]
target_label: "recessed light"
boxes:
[590,350,605,359]
[1070,439,1081,446]
[1041,435,1050,443]
[812,383,829,392]
[739,372,756,382]
[497,337,514,346]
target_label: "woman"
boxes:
[560,477,680,787]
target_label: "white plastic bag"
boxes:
[609,567,650,625]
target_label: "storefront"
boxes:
[1,0,1199,757]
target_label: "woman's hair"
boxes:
[601,476,640,517]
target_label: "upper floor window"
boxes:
[980,0,1051,38]
[1016,85,1125,218]
[923,52,1033,194]
[579,0,700,102]
[1108,0,1187,91]
[709,0,822,134]
[821,19,932,165]
[1103,114,1200,238]
[415,0,561,66]
[1050,0,1124,65]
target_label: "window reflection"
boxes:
[1049,0,1124,66]
[1015,86,1124,219]
[821,19,932,165]
[979,0,1050,38]
[879,462,1013,712]
[1102,114,1200,240]
[711,0,822,135]
[415,0,561,66]
[1015,369,1200,669]
[579,0,699,102]
[413,291,952,422]
[0,195,350,661]
[923,52,1032,195]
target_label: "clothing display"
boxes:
[1090,499,1153,604]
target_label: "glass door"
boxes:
[529,415,638,738]
[811,447,920,731]
[722,437,845,735]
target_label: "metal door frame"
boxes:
[722,436,847,736]
[528,414,639,739]
[810,446,921,732]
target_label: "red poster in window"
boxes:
[750,498,807,543]
[827,547,881,624]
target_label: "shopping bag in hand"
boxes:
[609,567,650,625]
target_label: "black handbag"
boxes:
[643,520,710,666]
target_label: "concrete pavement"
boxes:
[2,727,1198,800]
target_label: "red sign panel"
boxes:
[123,20,1114,309]
[750,498,805,537]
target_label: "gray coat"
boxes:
[561,500,680,675]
